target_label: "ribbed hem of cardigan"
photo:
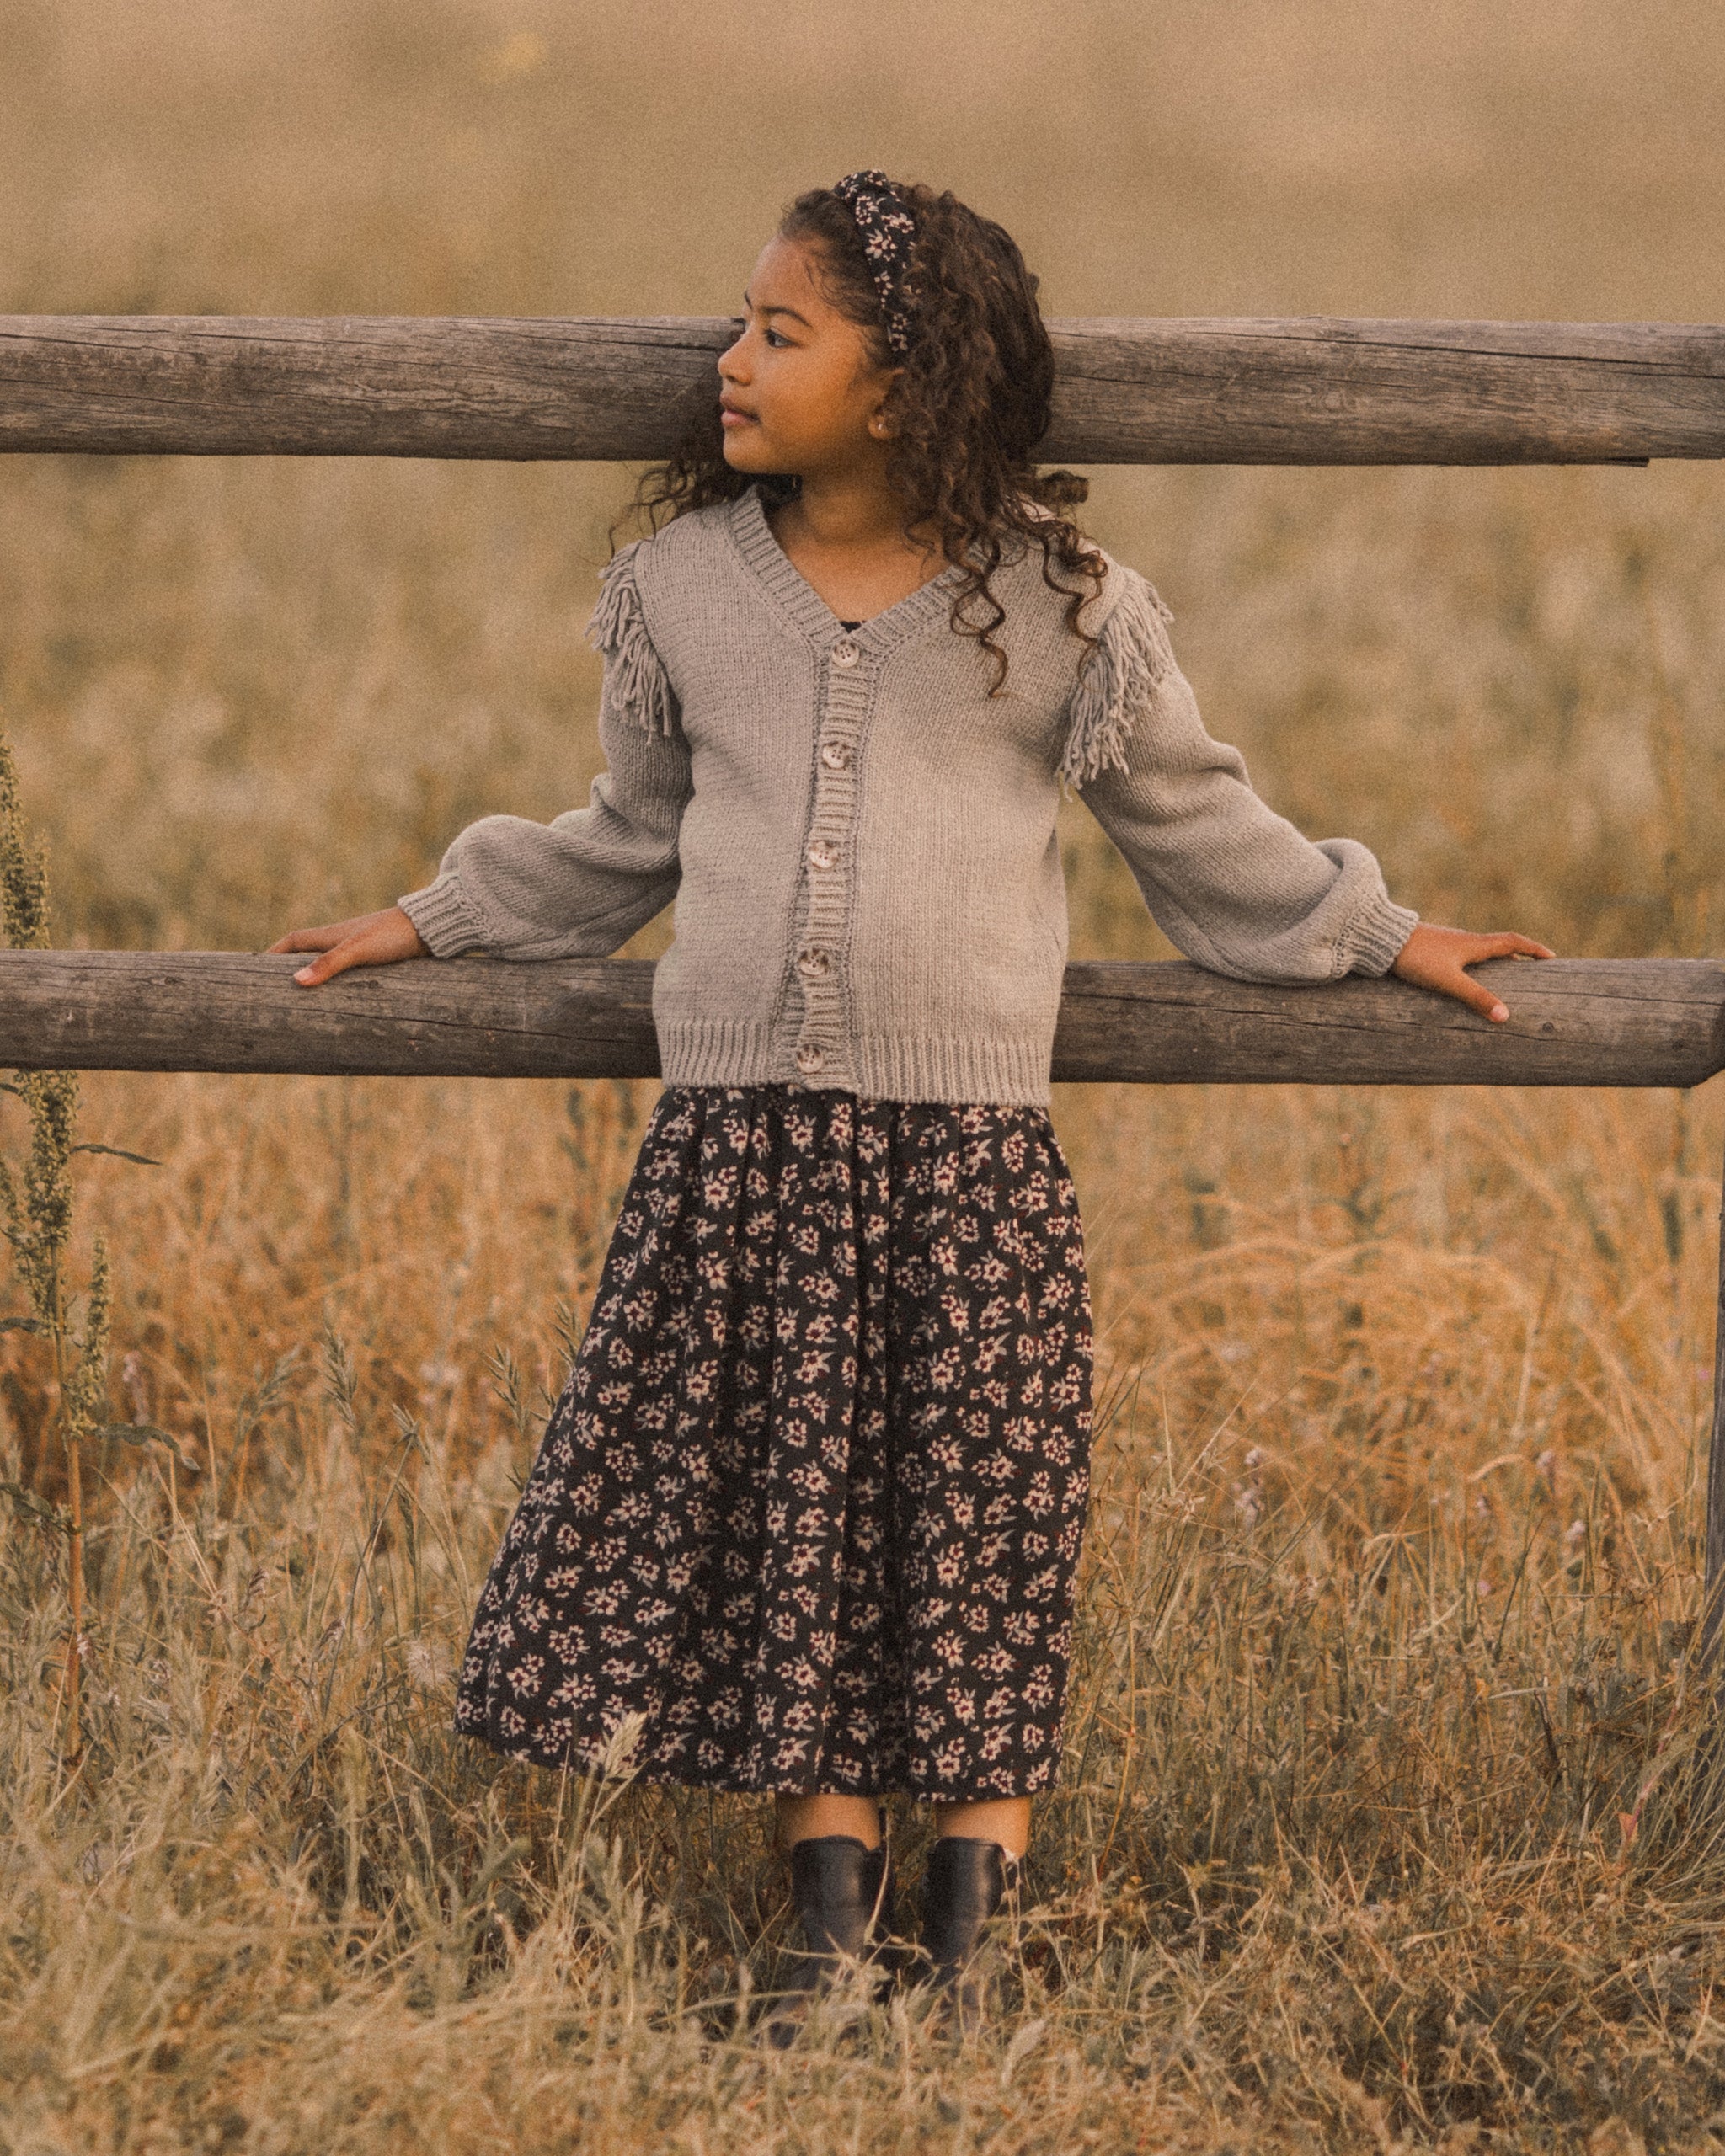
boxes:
[657,1017,782,1088]
[657,1020,1054,1107]
[851,1033,1050,1107]
[397,873,491,958]
[1343,896,1421,978]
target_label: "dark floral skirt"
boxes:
[454,1082,1094,1799]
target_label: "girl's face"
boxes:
[716,236,898,480]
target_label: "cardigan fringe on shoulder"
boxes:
[1057,568,1178,789]
[398,483,1418,1107]
[587,541,681,741]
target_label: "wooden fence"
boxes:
[2,315,1723,464]
[6,310,1725,1646]
[3,950,1722,1088]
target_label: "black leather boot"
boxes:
[763,1820,895,2044]
[919,1836,1018,2028]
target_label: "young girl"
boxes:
[274,172,1550,2025]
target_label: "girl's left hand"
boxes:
[1391,923,1555,1023]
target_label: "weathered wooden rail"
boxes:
[2,316,1723,464]
[4,305,1725,1661]
[3,950,1720,1087]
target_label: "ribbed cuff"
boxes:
[397,873,491,958]
[1343,895,1420,977]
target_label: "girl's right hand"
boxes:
[268,905,430,987]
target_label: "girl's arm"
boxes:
[275,547,692,985]
[392,704,690,963]
[1071,568,1549,1011]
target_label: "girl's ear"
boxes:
[868,365,905,440]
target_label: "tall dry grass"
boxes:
[4,0,1725,2148]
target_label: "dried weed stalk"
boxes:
[0,718,163,1767]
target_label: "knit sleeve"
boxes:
[396,545,691,961]
[1068,567,1418,983]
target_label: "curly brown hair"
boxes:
[619,178,1106,693]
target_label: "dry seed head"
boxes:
[2,1069,82,1320]
[0,718,50,953]
[64,1235,111,1439]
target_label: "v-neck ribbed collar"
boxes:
[727,483,963,654]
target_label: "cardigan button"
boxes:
[795,1043,826,1075]
[806,839,836,871]
[820,740,852,771]
[830,639,860,669]
[796,947,833,979]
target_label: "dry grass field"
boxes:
[4,1,1725,2148]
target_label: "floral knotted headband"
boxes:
[830,168,920,357]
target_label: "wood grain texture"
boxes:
[1,316,1721,464]
[1050,957,1725,1087]
[1,953,1721,1086]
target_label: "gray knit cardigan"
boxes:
[398,483,1418,1107]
